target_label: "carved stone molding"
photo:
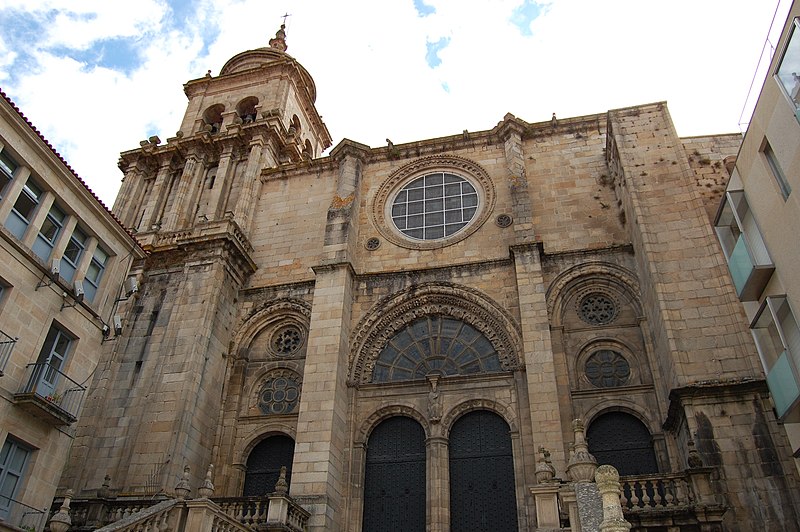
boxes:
[369,155,496,250]
[441,398,518,436]
[545,261,641,325]
[356,404,429,444]
[231,298,312,359]
[349,283,523,385]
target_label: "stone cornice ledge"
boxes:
[662,377,767,432]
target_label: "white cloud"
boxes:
[0,0,790,204]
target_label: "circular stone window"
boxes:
[585,350,630,387]
[390,172,478,241]
[270,325,303,356]
[578,293,618,325]
[258,375,301,415]
[371,156,496,250]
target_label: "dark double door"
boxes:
[362,411,518,532]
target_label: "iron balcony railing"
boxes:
[15,363,86,423]
[0,329,17,375]
[0,494,47,532]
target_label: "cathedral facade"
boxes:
[58,27,800,531]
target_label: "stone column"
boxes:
[512,244,567,469]
[201,143,236,221]
[427,436,449,532]
[233,136,265,234]
[162,153,201,232]
[290,263,354,531]
[113,161,148,228]
[140,159,173,232]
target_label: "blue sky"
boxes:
[0,0,790,205]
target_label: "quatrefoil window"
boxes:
[258,375,301,415]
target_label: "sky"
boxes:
[0,0,792,206]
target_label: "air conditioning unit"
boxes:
[73,280,85,301]
[113,315,123,336]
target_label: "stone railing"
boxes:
[51,494,309,531]
[620,472,692,509]
[94,499,181,531]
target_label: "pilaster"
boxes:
[291,263,354,531]
[512,244,567,471]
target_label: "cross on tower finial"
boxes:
[282,12,291,25]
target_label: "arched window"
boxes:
[243,435,294,496]
[372,316,502,383]
[237,97,258,123]
[587,412,658,476]
[362,417,426,532]
[203,104,225,134]
[449,411,517,532]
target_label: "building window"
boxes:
[372,316,502,383]
[33,325,73,400]
[578,293,618,325]
[258,373,301,415]
[775,17,800,117]
[762,141,791,200]
[32,203,65,262]
[714,190,774,300]
[83,246,108,302]
[751,296,800,421]
[60,227,87,283]
[4,178,42,240]
[270,325,303,356]
[585,349,630,387]
[390,172,478,241]
[0,437,31,521]
[0,151,17,199]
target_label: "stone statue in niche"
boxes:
[427,374,442,423]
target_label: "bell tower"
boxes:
[61,26,331,495]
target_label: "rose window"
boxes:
[578,293,618,325]
[585,350,630,388]
[271,325,303,356]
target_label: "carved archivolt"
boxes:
[356,404,429,444]
[441,398,518,436]
[349,283,523,385]
[231,298,311,359]
[370,155,496,250]
[546,261,641,326]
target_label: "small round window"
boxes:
[390,173,478,241]
[270,325,303,356]
[585,350,630,388]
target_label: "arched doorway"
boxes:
[243,435,295,496]
[587,412,658,476]
[449,410,517,532]
[362,416,426,532]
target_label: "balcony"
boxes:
[726,233,775,300]
[0,329,17,376]
[619,470,725,528]
[714,190,774,301]
[0,494,47,532]
[13,363,86,425]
